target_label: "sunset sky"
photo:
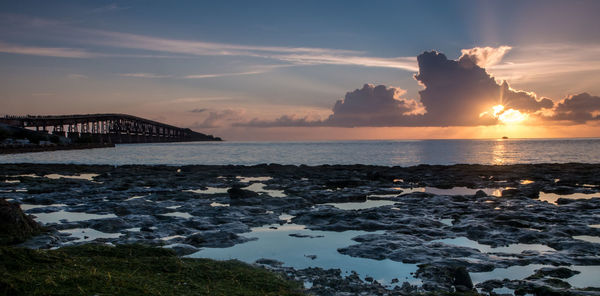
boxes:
[2,0,600,140]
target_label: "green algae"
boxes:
[0,244,303,295]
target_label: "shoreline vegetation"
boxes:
[0,244,304,296]
[1,163,600,295]
[0,197,303,295]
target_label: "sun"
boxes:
[486,104,528,124]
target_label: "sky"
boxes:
[2,0,600,140]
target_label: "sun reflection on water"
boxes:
[492,140,507,165]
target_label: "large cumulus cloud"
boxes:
[459,46,512,68]
[240,48,596,128]
[324,84,424,127]
[547,93,600,123]
[413,51,552,126]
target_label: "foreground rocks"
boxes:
[0,198,42,244]
[1,163,600,295]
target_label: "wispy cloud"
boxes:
[119,73,172,78]
[92,4,130,13]
[0,41,97,58]
[183,70,265,79]
[0,15,419,71]
[487,43,600,82]
[189,108,208,113]
[85,29,418,70]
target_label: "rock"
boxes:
[475,190,487,198]
[476,279,504,292]
[227,186,259,199]
[184,230,253,248]
[255,258,283,267]
[163,243,199,256]
[527,267,580,279]
[452,266,473,291]
[0,199,43,245]
[140,226,154,232]
[501,188,520,197]
[289,233,323,238]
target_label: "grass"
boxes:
[0,244,304,296]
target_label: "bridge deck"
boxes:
[1,114,221,143]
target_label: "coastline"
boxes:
[2,163,600,295]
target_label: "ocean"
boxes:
[1,138,599,165]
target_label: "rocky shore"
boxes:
[1,163,600,295]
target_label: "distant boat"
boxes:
[502,136,509,139]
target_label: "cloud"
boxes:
[192,109,246,128]
[323,84,425,127]
[119,73,172,78]
[0,15,418,71]
[241,115,315,128]
[189,108,208,113]
[183,71,265,79]
[497,81,553,112]
[92,4,129,13]
[413,50,552,126]
[546,93,600,123]
[242,49,557,128]
[460,46,512,68]
[0,41,96,58]
[486,43,600,83]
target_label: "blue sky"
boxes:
[2,0,600,140]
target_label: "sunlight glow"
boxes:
[498,108,527,123]
[484,104,528,124]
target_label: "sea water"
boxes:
[1,138,599,165]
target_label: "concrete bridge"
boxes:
[0,114,221,143]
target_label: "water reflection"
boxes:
[538,192,599,205]
[31,210,117,224]
[492,140,507,165]
[471,264,600,288]
[394,186,505,196]
[60,228,123,243]
[189,223,420,286]
[431,237,555,254]
[325,199,397,210]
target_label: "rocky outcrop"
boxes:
[0,199,42,244]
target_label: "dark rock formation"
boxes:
[0,199,42,244]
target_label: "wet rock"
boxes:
[89,218,128,233]
[140,226,154,232]
[227,186,259,199]
[325,179,366,188]
[452,266,473,291]
[475,190,487,198]
[163,243,199,256]
[4,163,600,295]
[255,258,283,267]
[527,267,581,279]
[289,233,323,238]
[542,278,571,289]
[476,279,504,292]
[0,199,43,244]
[184,230,254,248]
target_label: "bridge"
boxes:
[0,114,221,143]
